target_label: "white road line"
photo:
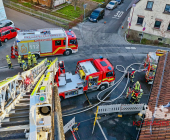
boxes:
[72,27,79,30]
[125,47,130,49]
[131,47,136,49]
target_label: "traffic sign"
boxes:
[132,4,136,7]
[83,4,87,9]
[143,27,146,31]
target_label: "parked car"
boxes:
[0,27,19,42]
[115,0,124,4]
[106,1,118,10]
[0,19,15,28]
[89,8,105,23]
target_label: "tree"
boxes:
[72,0,78,11]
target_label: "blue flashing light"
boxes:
[16,40,20,43]
[72,34,74,37]
[69,29,71,32]
[108,66,112,70]
[100,56,103,59]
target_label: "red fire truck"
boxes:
[13,28,78,59]
[55,56,116,101]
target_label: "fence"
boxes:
[98,104,144,114]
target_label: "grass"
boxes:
[11,0,18,2]
[92,0,105,3]
[55,2,67,7]
[21,2,32,8]
[56,5,83,19]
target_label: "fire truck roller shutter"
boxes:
[40,41,52,53]
[18,43,29,55]
[28,42,39,53]
[98,84,108,91]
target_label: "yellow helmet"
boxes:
[18,55,21,58]
[136,81,140,84]
[22,60,25,63]
[28,52,31,54]
[33,55,35,57]
[28,57,30,59]
[6,55,9,58]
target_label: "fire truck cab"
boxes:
[56,56,115,101]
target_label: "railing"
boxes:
[0,58,47,123]
[29,58,59,140]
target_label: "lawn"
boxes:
[92,0,105,3]
[56,5,83,19]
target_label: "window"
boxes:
[154,21,161,28]
[11,29,16,32]
[137,17,144,25]
[2,32,5,36]
[9,22,12,25]
[167,23,170,30]
[70,39,77,45]
[63,40,66,45]
[55,40,61,46]
[146,1,153,9]
[106,72,113,77]
[164,4,170,13]
[100,61,107,66]
[158,38,162,41]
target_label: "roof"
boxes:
[79,61,97,76]
[126,0,140,11]
[94,8,104,12]
[0,19,12,24]
[93,58,114,72]
[16,28,67,41]
[138,52,170,140]
[0,26,13,32]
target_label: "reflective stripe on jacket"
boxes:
[6,58,11,64]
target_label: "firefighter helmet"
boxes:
[18,55,21,58]
[28,52,31,54]
[22,60,25,63]
[136,81,140,84]
[32,55,35,57]
[6,55,9,58]
[28,57,30,59]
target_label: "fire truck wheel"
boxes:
[60,96,64,101]
[4,38,8,43]
[99,84,108,91]
[64,50,71,56]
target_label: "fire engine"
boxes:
[55,56,116,101]
[13,28,78,59]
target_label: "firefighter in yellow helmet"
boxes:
[28,56,32,69]
[133,81,141,92]
[22,60,27,71]
[32,55,37,66]
[6,55,13,69]
[18,55,22,68]
[28,52,32,61]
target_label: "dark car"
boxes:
[89,8,105,23]
[115,0,124,4]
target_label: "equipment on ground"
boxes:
[57,56,116,101]
[12,28,78,59]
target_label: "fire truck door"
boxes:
[52,40,65,55]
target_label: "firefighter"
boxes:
[125,86,132,99]
[0,38,2,47]
[133,81,141,92]
[130,90,136,104]
[136,89,144,103]
[130,70,136,83]
[28,52,32,60]
[18,55,22,68]
[6,55,13,69]
[32,55,37,66]
[28,56,32,69]
[22,60,27,71]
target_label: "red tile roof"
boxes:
[138,52,170,140]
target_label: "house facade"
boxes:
[129,0,170,44]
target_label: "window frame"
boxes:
[164,4,170,13]
[136,17,144,25]
[146,1,154,10]
[106,71,114,77]
[154,21,162,29]
[55,40,61,46]
[63,40,66,45]
[167,23,170,31]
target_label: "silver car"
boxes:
[106,1,118,10]
[0,19,15,28]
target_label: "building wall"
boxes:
[129,0,170,43]
[0,0,7,21]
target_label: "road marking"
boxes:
[125,47,136,49]
[72,27,79,30]
[112,11,124,19]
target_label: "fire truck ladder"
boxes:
[0,59,48,139]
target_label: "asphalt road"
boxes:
[0,2,169,140]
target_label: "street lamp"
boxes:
[127,3,136,38]
[83,4,87,21]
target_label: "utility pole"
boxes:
[140,22,146,43]
[127,2,136,38]
[83,4,87,21]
